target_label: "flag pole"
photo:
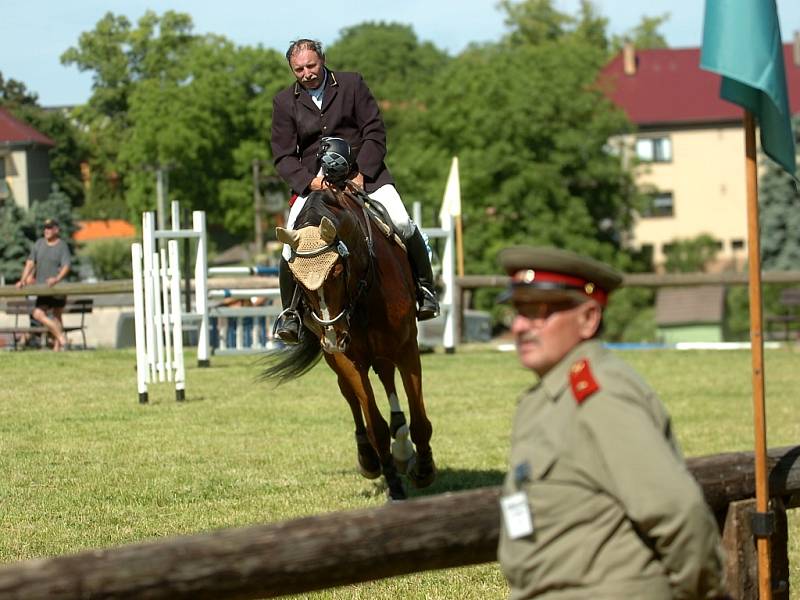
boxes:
[455,214,464,278]
[743,109,772,600]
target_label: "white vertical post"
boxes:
[131,243,149,404]
[151,250,166,382]
[171,200,181,230]
[159,247,174,382]
[142,211,157,381]
[441,217,456,352]
[236,318,244,350]
[168,240,186,401]
[193,210,210,367]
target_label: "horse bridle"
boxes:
[295,196,374,331]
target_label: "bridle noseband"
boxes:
[295,198,374,334]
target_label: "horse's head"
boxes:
[277,191,369,353]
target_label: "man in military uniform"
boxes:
[496,246,727,599]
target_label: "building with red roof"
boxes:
[599,39,800,269]
[74,219,137,242]
[0,106,55,210]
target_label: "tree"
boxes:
[0,72,39,106]
[326,23,449,103]
[759,114,800,270]
[662,234,720,273]
[610,14,670,53]
[61,11,289,238]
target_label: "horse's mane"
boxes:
[296,190,343,229]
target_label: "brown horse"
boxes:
[263,188,436,500]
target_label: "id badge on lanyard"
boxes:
[501,461,534,539]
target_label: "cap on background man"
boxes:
[43,218,59,228]
[495,246,726,599]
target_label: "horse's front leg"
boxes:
[396,343,436,489]
[327,354,405,500]
[374,359,415,475]
[330,365,380,480]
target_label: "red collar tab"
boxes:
[511,269,608,306]
[569,359,599,405]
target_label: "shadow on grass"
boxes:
[356,467,505,500]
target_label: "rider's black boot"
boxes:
[275,258,300,344]
[406,227,440,321]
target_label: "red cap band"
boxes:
[511,269,608,306]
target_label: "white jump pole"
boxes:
[159,247,174,382]
[168,240,186,402]
[132,243,149,404]
[142,211,158,381]
[151,250,166,382]
[193,210,210,367]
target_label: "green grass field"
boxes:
[2,345,800,598]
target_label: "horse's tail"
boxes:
[260,329,322,385]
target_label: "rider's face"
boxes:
[290,49,324,90]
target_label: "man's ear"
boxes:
[577,301,602,340]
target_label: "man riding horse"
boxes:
[270,38,439,343]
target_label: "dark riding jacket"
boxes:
[271,69,395,196]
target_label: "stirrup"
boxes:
[273,308,301,344]
[417,286,440,321]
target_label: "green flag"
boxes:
[700,0,796,175]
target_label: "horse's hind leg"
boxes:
[397,344,436,489]
[374,360,414,474]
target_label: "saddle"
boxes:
[343,185,406,253]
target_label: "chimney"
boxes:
[794,31,800,67]
[623,41,637,76]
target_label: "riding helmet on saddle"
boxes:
[274,136,440,344]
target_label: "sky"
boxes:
[3,0,800,107]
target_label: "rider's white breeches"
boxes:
[282,183,415,261]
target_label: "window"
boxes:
[635,136,672,162]
[731,239,745,250]
[641,191,674,218]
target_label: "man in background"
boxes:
[16,218,72,351]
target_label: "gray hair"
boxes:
[285,39,324,62]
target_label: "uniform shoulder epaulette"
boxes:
[569,359,599,405]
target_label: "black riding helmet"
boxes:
[317,137,354,184]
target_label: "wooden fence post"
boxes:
[721,498,789,600]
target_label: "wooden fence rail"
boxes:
[0,445,798,599]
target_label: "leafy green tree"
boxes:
[0,72,39,106]
[610,14,670,53]
[759,114,800,270]
[0,202,35,283]
[327,23,450,103]
[62,11,289,240]
[663,234,720,273]
[80,239,134,280]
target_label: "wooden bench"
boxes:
[766,288,800,340]
[0,298,93,350]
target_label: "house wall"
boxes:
[621,125,754,270]
[26,146,52,204]
[6,149,29,209]
[659,324,723,345]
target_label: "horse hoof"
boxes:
[408,452,436,489]
[386,479,407,501]
[355,433,381,480]
[358,462,381,480]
